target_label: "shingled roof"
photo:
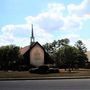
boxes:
[20,42,44,55]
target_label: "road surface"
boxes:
[0,79,90,90]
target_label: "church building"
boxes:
[20,24,54,68]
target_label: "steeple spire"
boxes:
[30,24,35,45]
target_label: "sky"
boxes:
[0,0,90,50]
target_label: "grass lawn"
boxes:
[0,69,90,78]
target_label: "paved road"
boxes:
[0,79,90,90]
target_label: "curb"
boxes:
[0,76,90,81]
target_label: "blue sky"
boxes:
[0,0,82,25]
[0,0,90,50]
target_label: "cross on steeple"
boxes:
[30,24,35,45]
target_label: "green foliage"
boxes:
[75,40,87,53]
[43,39,88,71]
[57,38,70,47]
[0,45,20,70]
[0,39,88,71]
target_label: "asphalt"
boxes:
[1,79,90,90]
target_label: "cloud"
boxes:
[83,39,90,50]
[61,15,82,31]
[61,0,90,31]
[0,0,90,50]
[67,0,90,18]
[61,34,90,51]
[60,33,81,45]
[25,3,65,32]
[0,24,54,47]
[0,24,30,46]
[26,0,90,32]
[47,3,65,15]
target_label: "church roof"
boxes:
[30,42,45,51]
[20,42,44,55]
[20,45,30,55]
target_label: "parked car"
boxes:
[48,68,59,73]
[29,65,59,74]
[29,68,38,73]
[29,65,49,74]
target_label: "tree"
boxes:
[75,40,88,68]
[43,43,50,53]
[56,45,79,72]
[43,39,88,70]
[43,38,70,67]
[57,38,70,47]
[75,40,87,53]
[0,45,20,71]
[8,45,20,70]
[43,41,57,61]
